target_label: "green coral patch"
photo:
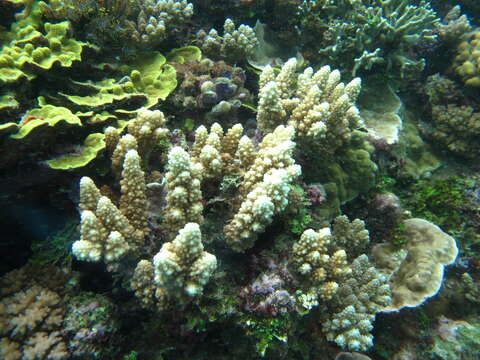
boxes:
[59,52,177,111]
[167,46,202,63]
[0,21,85,83]
[10,104,82,139]
[128,52,178,107]
[0,94,19,111]
[0,122,18,134]
[46,133,106,170]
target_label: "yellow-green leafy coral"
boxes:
[60,52,177,111]
[10,104,82,139]
[46,133,106,170]
[0,21,85,84]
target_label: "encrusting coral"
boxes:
[373,218,458,312]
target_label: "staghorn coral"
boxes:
[257,58,363,153]
[301,0,439,78]
[196,18,258,62]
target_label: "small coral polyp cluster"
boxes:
[2,0,480,359]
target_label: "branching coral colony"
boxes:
[70,59,458,353]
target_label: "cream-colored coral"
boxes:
[79,176,102,212]
[163,146,204,234]
[111,134,138,175]
[236,135,255,170]
[127,107,169,157]
[322,255,392,352]
[224,125,300,252]
[120,149,148,233]
[225,166,301,252]
[373,218,458,312]
[291,228,351,300]
[196,18,258,61]
[126,0,193,47]
[221,123,244,172]
[132,224,217,309]
[154,223,217,298]
[239,125,298,197]
[192,124,224,180]
[257,58,363,153]
[72,150,149,268]
[0,284,68,360]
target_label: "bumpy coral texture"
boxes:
[196,18,258,62]
[126,0,193,47]
[0,282,68,360]
[453,30,480,87]
[131,223,217,309]
[257,58,362,153]
[224,125,301,252]
[163,146,204,235]
[72,148,148,270]
[322,255,392,352]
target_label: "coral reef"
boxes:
[2,0,480,359]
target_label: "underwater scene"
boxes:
[2,0,480,359]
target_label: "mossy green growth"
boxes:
[0,21,85,83]
[166,46,202,63]
[402,176,466,231]
[46,133,105,170]
[243,317,289,357]
[10,104,82,139]
[285,185,312,235]
[29,218,78,266]
[0,93,19,112]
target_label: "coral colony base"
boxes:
[1,0,480,359]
